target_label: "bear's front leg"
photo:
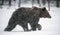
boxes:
[36,24,42,30]
[19,22,30,31]
[30,22,37,31]
[30,18,39,31]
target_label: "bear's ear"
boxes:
[42,7,46,11]
[33,7,38,10]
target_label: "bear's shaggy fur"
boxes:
[4,7,51,31]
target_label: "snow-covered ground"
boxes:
[0,1,60,35]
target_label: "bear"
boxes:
[4,7,51,31]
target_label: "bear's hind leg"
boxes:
[4,23,16,31]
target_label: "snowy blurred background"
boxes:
[0,0,60,35]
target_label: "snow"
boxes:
[0,1,60,35]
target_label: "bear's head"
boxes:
[39,7,51,18]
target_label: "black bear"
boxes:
[4,7,51,31]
